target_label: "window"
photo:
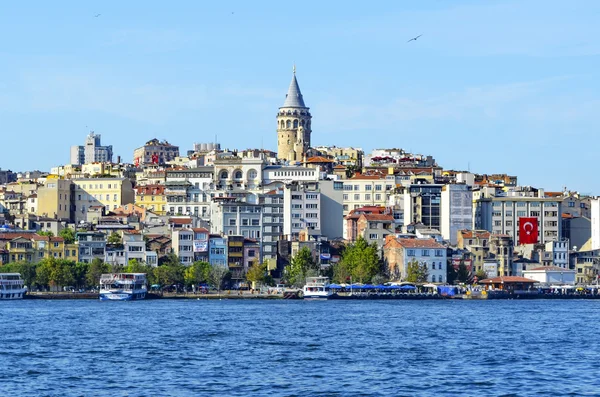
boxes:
[354,194,360,200]
[354,185,359,191]
[343,194,348,200]
[251,219,260,226]
[375,185,382,191]
[435,250,444,257]
[517,211,526,217]
[407,250,415,257]
[369,233,378,239]
[229,219,236,226]
[568,201,575,208]
[365,194,371,200]
[242,219,249,226]
[365,185,372,191]
[422,249,430,256]
[248,250,256,257]
[431,263,436,270]
[248,169,257,179]
[517,202,526,207]
[438,275,443,283]
[375,194,381,201]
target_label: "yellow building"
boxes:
[36,176,72,220]
[134,184,167,215]
[1,233,80,264]
[72,177,135,223]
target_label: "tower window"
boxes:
[301,120,305,126]
[286,120,291,128]
[293,119,298,128]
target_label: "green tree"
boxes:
[59,228,76,244]
[125,259,146,273]
[457,262,472,283]
[285,247,317,287]
[406,259,429,283]
[38,231,54,238]
[474,269,488,282]
[184,261,211,287]
[11,261,37,289]
[447,262,458,285]
[87,258,109,288]
[339,237,381,284]
[159,253,180,267]
[246,261,268,288]
[107,232,122,244]
[70,261,89,289]
[209,264,229,294]
[153,264,184,289]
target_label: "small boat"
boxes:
[99,273,147,301]
[303,276,334,300]
[0,273,27,300]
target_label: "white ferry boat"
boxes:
[99,273,147,301]
[0,273,27,300]
[303,276,334,300]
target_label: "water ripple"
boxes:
[2,300,600,395]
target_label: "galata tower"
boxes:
[276,66,312,162]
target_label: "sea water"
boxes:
[1,299,599,396]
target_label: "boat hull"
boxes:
[99,291,146,301]
[0,290,26,300]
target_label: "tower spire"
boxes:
[293,63,296,75]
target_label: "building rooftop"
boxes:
[479,276,537,284]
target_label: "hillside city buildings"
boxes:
[1,68,597,286]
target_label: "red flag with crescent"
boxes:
[519,217,538,245]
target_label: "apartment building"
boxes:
[283,181,321,240]
[133,138,180,166]
[71,178,135,223]
[259,190,284,260]
[172,229,194,265]
[165,167,214,219]
[135,184,167,215]
[77,231,106,263]
[440,184,473,245]
[383,236,447,283]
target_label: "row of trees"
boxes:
[281,237,483,287]
[0,254,233,292]
[282,238,385,287]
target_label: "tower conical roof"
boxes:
[282,73,306,108]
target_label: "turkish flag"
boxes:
[519,217,538,245]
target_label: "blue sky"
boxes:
[1,1,599,193]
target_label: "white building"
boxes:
[591,198,600,250]
[283,181,321,240]
[172,229,194,265]
[440,184,473,245]
[475,188,562,245]
[70,132,113,165]
[522,266,576,285]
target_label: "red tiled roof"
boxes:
[333,165,346,170]
[192,228,209,233]
[361,214,394,222]
[388,237,445,249]
[169,218,192,224]
[136,184,165,195]
[460,230,491,239]
[305,156,333,163]
[350,173,386,180]
[527,266,572,272]
[479,276,537,284]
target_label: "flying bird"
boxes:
[94,13,101,17]
[407,34,423,43]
